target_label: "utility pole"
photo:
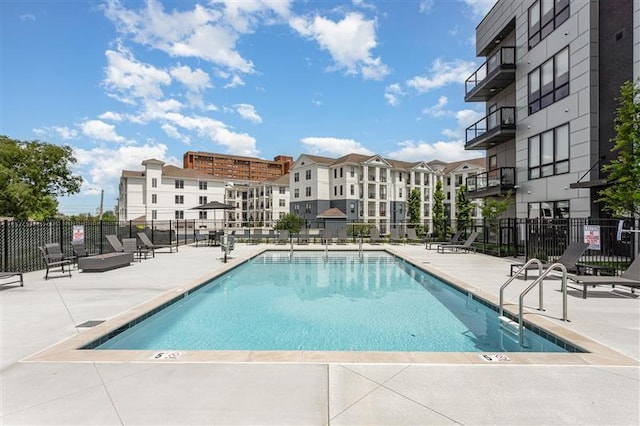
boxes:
[99,189,104,221]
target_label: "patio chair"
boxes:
[406,228,423,244]
[369,227,383,244]
[426,230,463,250]
[123,238,151,261]
[0,271,24,287]
[220,236,235,263]
[137,232,178,254]
[249,229,263,245]
[195,229,209,247]
[39,246,72,280]
[336,227,348,245]
[106,235,125,253]
[437,231,478,253]
[71,241,98,262]
[389,228,404,245]
[276,229,290,245]
[298,228,310,245]
[510,242,590,279]
[568,255,640,299]
[321,228,334,245]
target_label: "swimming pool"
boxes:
[94,251,572,353]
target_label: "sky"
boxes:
[1,0,497,215]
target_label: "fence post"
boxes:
[2,220,8,272]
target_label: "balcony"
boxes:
[465,107,516,150]
[465,167,516,198]
[465,47,516,102]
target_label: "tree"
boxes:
[407,188,423,235]
[274,213,304,237]
[481,190,513,238]
[598,80,640,218]
[432,179,446,239]
[0,136,82,220]
[455,184,473,232]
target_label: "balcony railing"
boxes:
[466,167,516,197]
[465,107,516,150]
[465,47,516,102]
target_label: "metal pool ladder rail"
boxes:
[499,259,569,347]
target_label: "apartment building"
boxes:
[118,159,289,227]
[183,151,293,181]
[464,0,639,218]
[289,153,484,234]
[429,158,486,220]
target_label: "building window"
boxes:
[340,167,343,178]
[175,179,184,189]
[350,202,355,214]
[528,123,569,179]
[306,170,311,180]
[456,175,463,186]
[446,177,451,186]
[279,199,285,207]
[294,204,300,213]
[294,172,299,182]
[279,186,285,194]
[399,173,402,182]
[334,169,337,179]
[199,181,207,190]
[305,187,311,197]
[199,196,207,205]
[305,203,311,214]
[334,186,337,196]
[199,211,207,220]
[151,209,157,220]
[175,195,184,204]
[152,178,157,188]
[175,210,184,219]
[340,185,343,196]
[528,0,570,49]
[528,200,569,218]
[528,47,569,114]
[350,184,354,196]
[399,188,403,198]
[151,194,157,204]
[294,188,299,198]
[489,155,497,170]
[350,167,355,177]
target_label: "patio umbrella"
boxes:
[190,201,236,230]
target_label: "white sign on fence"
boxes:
[584,225,600,250]
[72,225,85,243]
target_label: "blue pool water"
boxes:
[96,251,570,352]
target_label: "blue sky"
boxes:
[1,0,497,215]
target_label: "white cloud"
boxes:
[463,0,498,20]
[419,0,434,14]
[170,65,212,92]
[53,126,78,140]
[161,123,191,144]
[103,45,171,101]
[290,12,389,80]
[74,142,175,190]
[384,83,404,107]
[20,13,36,21]
[301,137,374,157]
[421,96,450,118]
[98,111,125,122]
[224,74,245,88]
[441,108,484,139]
[214,0,293,33]
[406,58,477,94]
[387,139,478,163]
[235,103,262,123]
[80,120,127,143]
[103,0,255,73]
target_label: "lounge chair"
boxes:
[426,230,463,250]
[0,272,24,287]
[39,245,72,280]
[137,232,178,254]
[321,228,334,245]
[369,227,383,244]
[106,235,125,253]
[71,241,98,261]
[390,228,404,245]
[406,228,423,244]
[568,255,640,299]
[298,228,310,245]
[123,238,151,261]
[336,227,348,245]
[220,235,235,262]
[437,231,478,253]
[276,229,290,245]
[510,242,590,279]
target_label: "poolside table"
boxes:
[78,252,134,272]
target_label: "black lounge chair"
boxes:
[406,228,423,244]
[71,241,98,262]
[0,272,24,287]
[39,245,72,280]
[510,242,590,279]
[276,230,290,245]
[336,227,348,245]
[369,227,383,244]
[437,231,478,253]
[426,230,463,250]
[298,228,310,245]
[106,235,125,253]
[568,256,640,298]
[390,228,404,245]
[321,228,334,245]
[123,238,151,261]
[137,232,178,254]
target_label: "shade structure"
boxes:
[190,201,236,230]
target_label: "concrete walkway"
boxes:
[1,242,638,425]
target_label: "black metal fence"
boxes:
[2,217,638,275]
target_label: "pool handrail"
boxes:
[499,258,545,317]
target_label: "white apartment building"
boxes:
[464,0,639,218]
[289,153,485,234]
[118,159,289,228]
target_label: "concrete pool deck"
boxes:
[1,242,638,424]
